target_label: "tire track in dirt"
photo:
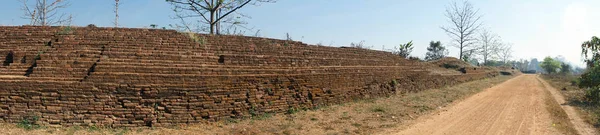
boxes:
[385,75,564,135]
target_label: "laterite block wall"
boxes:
[0,26,498,127]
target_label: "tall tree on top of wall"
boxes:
[19,0,72,26]
[441,0,483,61]
[425,41,448,61]
[166,0,276,35]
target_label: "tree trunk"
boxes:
[209,10,216,35]
[484,55,487,66]
[215,9,220,35]
[42,0,47,26]
[459,43,463,61]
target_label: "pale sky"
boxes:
[1,0,598,67]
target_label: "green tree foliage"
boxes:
[425,41,448,61]
[540,57,561,74]
[560,63,572,75]
[393,41,414,58]
[461,50,475,63]
[580,36,600,103]
[580,66,600,103]
[582,36,600,68]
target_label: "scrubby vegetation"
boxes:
[541,57,561,74]
[17,115,42,130]
[541,36,600,131]
[542,75,600,130]
[393,41,414,58]
[425,41,447,61]
[580,36,600,104]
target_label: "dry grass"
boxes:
[0,75,515,135]
[538,78,579,135]
[542,75,600,132]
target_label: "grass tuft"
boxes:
[17,115,42,130]
[371,106,387,113]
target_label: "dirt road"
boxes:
[388,74,595,135]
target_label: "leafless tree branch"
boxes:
[441,0,483,60]
[478,28,502,65]
[166,0,275,35]
[19,0,71,26]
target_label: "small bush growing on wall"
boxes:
[57,26,73,35]
[185,32,205,45]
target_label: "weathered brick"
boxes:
[0,26,499,127]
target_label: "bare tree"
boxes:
[166,0,275,35]
[114,0,121,27]
[499,43,513,64]
[441,0,482,60]
[20,0,71,26]
[478,28,502,65]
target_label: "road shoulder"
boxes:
[538,75,598,135]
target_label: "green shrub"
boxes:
[286,107,299,115]
[185,32,205,45]
[571,78,580,86]
[17,115,41,130]
[249,106,258,117]
[585,87,600,103]
[580,36,600,103]
[57,26,73,35]
[579,64,599,103]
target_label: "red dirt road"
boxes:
[387,74,596,135]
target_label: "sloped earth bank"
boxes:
[385,74,595,135]
[0,74,514,135]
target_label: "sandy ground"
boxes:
[385,74,586,135]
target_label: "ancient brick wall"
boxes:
[0,26,498,127]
